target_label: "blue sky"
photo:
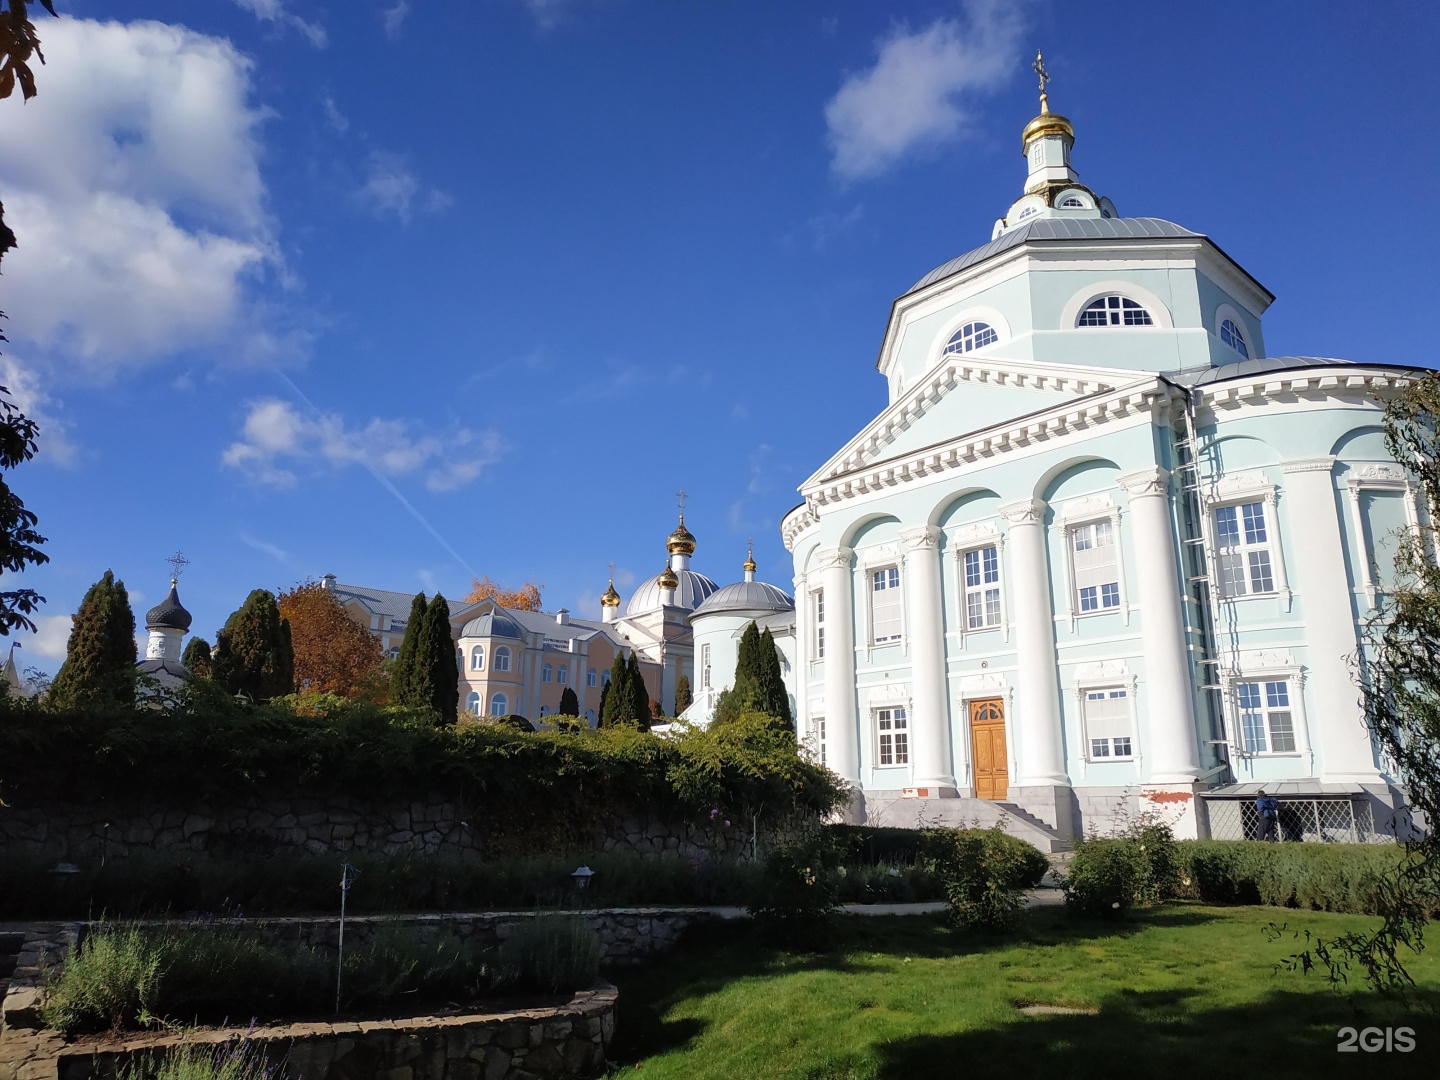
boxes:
[4,0,1438,672]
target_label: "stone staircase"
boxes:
[864,796,1072,853]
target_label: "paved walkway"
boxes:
[705,887,1064,920]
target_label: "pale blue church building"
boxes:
[778,76,1422,849]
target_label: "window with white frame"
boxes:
[1078,295,1153,327]
[963,545,1002,630]
[812,590,826,659]
[489,693,509,716]
[494,646,512,672]
[1219,318,1250,358]
[1237,681,1297,753]
[1083,689,1134,759]
[875,707,908,765]
[466,692,481,715]
[390,646,400,659]
[587,667,598,687]
[701,643,711,689]
[1071,520,1120,612]
[942,321,998,356]
[1214,501,1276,597]
[469,645,485,671]
[542,662,553,683]
[870,566,903,643]
[557,665,568,685]
[816,717,827,765]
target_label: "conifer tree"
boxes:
[730,621,764,707]
[420,593,458,721]
[49,570,136,710]
[211,589,294,701]
[755,627,794,729]
[597,673,612,727]
[558,685,580,717]
[601,651,632,727]
[390,592,427,706]
[628,649,651,731]
[181,637,212,678]
[674,673,692,716]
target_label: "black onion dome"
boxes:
[145,581,192,632]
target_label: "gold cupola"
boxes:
[667,516,697,557]
[742,540,757,582]
[600,578,621,608]
[657,564,680,590]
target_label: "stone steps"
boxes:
[863,796,1072,853]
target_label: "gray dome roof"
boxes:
[145,582,192,632]
[460,610,523,639]
[1164,355,1432,388]
[909,217,1201,295]
[625,568,720,616]
[691,580,794,618]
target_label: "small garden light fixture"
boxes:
[571,865,595,891]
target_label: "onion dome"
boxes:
[657,564,680,591]
[1021,50,1073,150]
[145,579,192,632]
[459,610,523,638]
[600,579,621,608]
[666,516,697,556]
[742,545,758,576]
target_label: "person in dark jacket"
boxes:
[1256,790,1280,841]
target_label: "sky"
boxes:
[3,0,1438,674]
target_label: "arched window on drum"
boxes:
[942,321,998,357]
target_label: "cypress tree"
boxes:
[628,649,651,731]
[421,593,458,721]
[49,570,136,710]
[597,673,612,727]
[391,592,427,707]
[730,621,763,708]
[755,627,794,729]
[212,589,294,700]
[558,685,579,717]
[601,651,631,727]
[674,673,692,716]
[181,637,212,678]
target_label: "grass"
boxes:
[611,904,1440,1079]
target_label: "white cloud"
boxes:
[321,93,349,133]
[23,613,73,660]
[356,151,450,224]
[0,17,295,376]
[232,0,327,48]
[0,357,78,466]
[223,398,506,492]
[382,1,410,38]
[825,0,1028,179]
[240,531,290,563]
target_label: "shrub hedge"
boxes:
[924,827,1049,932]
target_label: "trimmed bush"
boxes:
[924,827,1049,932]
[1063,825,1178,919]
[748,833,843,947]
[827,825,930,867]
[497,915,600,994]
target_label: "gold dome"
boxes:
[600,579,621,607]
[657,565,680,590]
[666,516,697,556]
[742,540,757,574]
[1021,98,1073,150]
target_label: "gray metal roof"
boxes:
[691,580,794,619]
[459,610,523,639]
[626,568,720,616]
[1165,355,1432,388]
[332,582,423,622]
[908,216,1202,294]
[505,608,607,642]
[1200,781,1368,797]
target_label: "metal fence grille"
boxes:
[1203,797,1392,844]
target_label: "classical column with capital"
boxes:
[1117,466,1202,783]
[900,525,956,793]
[792,571,810,752]
[1281,457,1382,782]
[998,498,1068,786]
[816,546,860,784]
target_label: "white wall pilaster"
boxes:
[899,525,955,792]
[816,546,860,784]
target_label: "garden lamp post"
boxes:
[571,865,594,911]
[335,862,361,1015]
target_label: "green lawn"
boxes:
[610,905,1440,1079]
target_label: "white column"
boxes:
[816,546,860,784]
[1281,457,1382,782]
[1117,466,1202,783]
[899,525,955,792]
[998,498,1067,786]
[792,572,810,746]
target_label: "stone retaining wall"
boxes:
[0,794,767,863]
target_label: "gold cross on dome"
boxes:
[1033,49,1050,98]
[676,488,688,517]
[165,550,190,580]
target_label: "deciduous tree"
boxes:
[48,570,135,709]
[463,576,543,610]
[278,582,385,699]
[212,589,294,701]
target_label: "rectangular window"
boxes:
[586,668,597,687]
[963,546,1002,630]
[701,643,711,689]
[813,590,826,659]
[876,706,908,766]
[1238,679,1297,753]
[1084,688,1134,760]
[1072,520,1120,612]
[871,566,903,643]
[816,717,827,765]
[1215,501,1276,597]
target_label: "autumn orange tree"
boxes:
[277,582,386,699]
[463,576,543,610]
